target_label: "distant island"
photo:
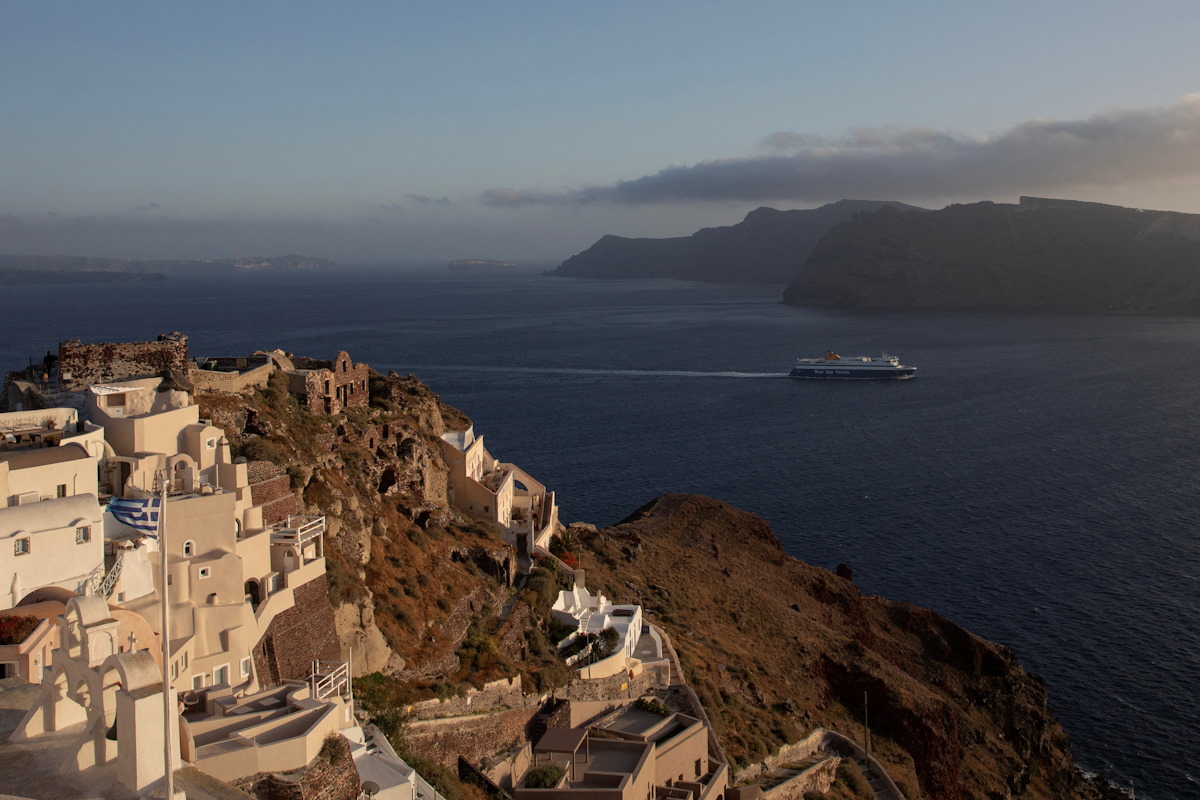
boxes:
[547,200,926,283]
[784,197,1200,312]
[0,253,337,284]
[447,258,518,271]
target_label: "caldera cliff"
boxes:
[784,196,1200,311]
[549,200,924,283]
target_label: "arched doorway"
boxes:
[244,579,261,610]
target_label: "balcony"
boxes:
[269,515,325,546]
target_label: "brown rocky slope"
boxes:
[575,494,1118,800]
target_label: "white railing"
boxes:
[270,515,326,544]
[95,549,126,598]
[310,660,349,701]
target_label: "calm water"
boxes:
[5,270,1198,798]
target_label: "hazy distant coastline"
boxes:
[0,253,337,280]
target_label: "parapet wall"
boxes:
[58,333,190,391]
[190,361,274,394]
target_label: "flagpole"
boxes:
[158,471,174,800]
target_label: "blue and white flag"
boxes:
[106,497,163,537]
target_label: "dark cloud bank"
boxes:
[482,95,1200,206]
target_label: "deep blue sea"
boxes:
[5,270,1197,798]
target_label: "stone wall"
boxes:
[735,729,825,783]
[250,470,299,526]
[406,677,533,720]
[406,708,540,770]
[190,361,274,394]
[234,734,360,800]
[287,351,369,416]
[762,758,841,800]
[253,575,342,685]
[556,661,669,703]
[57,332,190,391]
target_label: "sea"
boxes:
[3,269,1197,799]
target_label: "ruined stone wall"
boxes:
[234,734,360,800]
[406,708,540,770]
[253,574,342,685]
[287,352,369,416]
[736,729,825,783]
[190,362,274,394]
[330,352,369,411]
[58,332,189,391]
[406,677,533,720]
[761,758,840,800]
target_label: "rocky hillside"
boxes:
[575,494,1119,800]
[548,200,925,283]
[199,370,517,682]
[196,368,1119,799]
[784,197,1200,311]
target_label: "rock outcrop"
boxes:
[784,196,1200,311]
[576,494,1118,800]
[549,200,925,283]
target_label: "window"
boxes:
[171,661,179,680]
[212,664,228,686]
[206,437,217,450]
[192,674,205,690]
[56,484,67,498]
[75,526,91,543]
[198,567,211,579]
[240,657,251,678]
[182,540,195,557]
[13,538,30,556]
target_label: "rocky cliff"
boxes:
[576,494,1119,800]
[548,200,925,283]
[199,370,514,681]
[784,197,1200,311]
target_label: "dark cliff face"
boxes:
[783,197,1200,311]
[549,200,926,283]
[578,494,1113,800]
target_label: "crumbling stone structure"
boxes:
[58,332,190,392]
[286,351,369,415]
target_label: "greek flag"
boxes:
[106,497,163,537]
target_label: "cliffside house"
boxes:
[502,704,727,800]
[440,425,560,554]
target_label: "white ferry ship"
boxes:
[789,351,917,379]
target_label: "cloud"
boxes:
[481,95,1200,206]
[405,193,451,205]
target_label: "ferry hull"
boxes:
[789,366,917,379]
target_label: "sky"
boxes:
[3,1,1200,265]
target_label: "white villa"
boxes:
[440,426,560,554]
[552,586,663,681]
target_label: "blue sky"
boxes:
[3,1,1200,263]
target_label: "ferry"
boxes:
[789,351,917,379]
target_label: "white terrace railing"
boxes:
[310,660,350,702]
[269,515,326,545]
[96,549,126,598]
